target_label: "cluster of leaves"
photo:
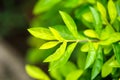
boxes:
[26,0,120,80]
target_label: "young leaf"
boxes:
[33,0,61,14]
[97,1,108,24]
[100,25,115,40]
[91,46,103,80]
[84,29,98,38]
[90,7,102,35]
[82,12,94,22]
[100,32,120,45]
[85,42,97,69]
[113,43,120,64]
[40,41,60,49]
[44,41,67,62]
[49,27,64,41]
[59,11,84,39]
[81,42,89,52]
[109,60,120,67]
[25,64,50,80]
[28,27,55,40]
[102,56,114,77]
[108,0,117,24]
[49,42,77,71]
[66,69,83,80]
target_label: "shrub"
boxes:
[26,0,120,80]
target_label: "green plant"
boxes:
[26,0,120,80]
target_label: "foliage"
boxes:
[26,0,120,80]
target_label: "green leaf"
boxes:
[77,52,87,69]
[85,42,97,69]
[108,0,117,24]
[49,27,64,41]
[33,0,61,14]
[63,0,80,8]
[49,42,77,71]
[91,46,103,80]
[82,12,94,22]
[103,45,112,54]
[97,1,108,24]
[59,61,77,77]
[59,11,84,39]
[49,68,63,80]
[81,42,89,52]
[25,64,50,80]
[90,7,102,35]
[66,69,83,80]
[100,32,120,45]
[53,25,75,40]
[84,29,98,38]
[102,56,114,77]
[113,43,120,64]
[40,41,60,49]
[28,27,55,40]
[44,41,67,62]
[100,25,115,40]
[109,60,120,67]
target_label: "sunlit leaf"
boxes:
[49,42,77,71]
[90,6,102,35]
[28,27,55,40]
[108,0,117,24]
[84,29,98,38]
[100,32,120,45]
[81,42,89,52]
[82,12,94,22]
[25,64,50,80]
[113,43,120,64]
[100,25,115,40]
[49,27,64,41]
[53,25,75,40]
[66,69,83,80]
[97,1,108,24]
[109,60,120,67]
[102,56,114,77]
[85,42,97,69]
[59,11,84,39]
[33,0,61,14]
[44,41,67,62]
[91,46,103,80]
[40,41,60,49]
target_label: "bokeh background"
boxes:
[0,0,36,79]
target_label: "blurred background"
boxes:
[0,0,36,79]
